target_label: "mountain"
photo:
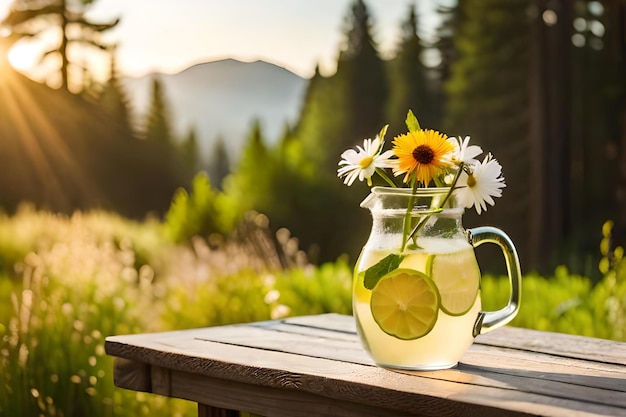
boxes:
[123,59,308,164]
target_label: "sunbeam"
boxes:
[1,34,103,211]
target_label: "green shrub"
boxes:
[164,172,226,243]
[1,210,624,417]
[0,206,165,277]
[273,258,353,317]
[0,210,191,417]
[0,208,354,417]
[481,220,625,341]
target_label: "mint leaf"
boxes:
[405,110,421,132]
[364,254,404,290]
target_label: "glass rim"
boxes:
[361,186,461,214]
[370,186,450,197]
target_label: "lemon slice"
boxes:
[370,269,439,340]
[430,248,480,316]
[399,253,434,275]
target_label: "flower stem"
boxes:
[405,165,465,243]
[438,164,464,208]
[401,178,419,252]
[376,168,397,188]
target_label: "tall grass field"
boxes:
[0,207,624,416]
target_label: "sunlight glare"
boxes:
[0,0,10,19]
[8,44,37,72]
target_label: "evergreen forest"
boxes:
[1,0,626,415]
[0,0,624,274]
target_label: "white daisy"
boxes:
[448,136,483,166]
[338,137,395,186]
[454,153,505,214]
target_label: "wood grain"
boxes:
[106,313,626,417]
[112,357,151,393]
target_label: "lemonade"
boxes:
[353,237,482,370]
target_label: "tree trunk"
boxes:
[59,0,69,91]
[528,0,573,272]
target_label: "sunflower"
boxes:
[392,129,455,185]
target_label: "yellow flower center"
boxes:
[467,174,476,187]
[359,156,374,169]
[412,145,435,164]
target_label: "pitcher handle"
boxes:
[469,226,522,337]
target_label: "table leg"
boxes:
[198,403,240,417]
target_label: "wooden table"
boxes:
[105,313,626,417]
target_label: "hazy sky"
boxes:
[1,0,439,80]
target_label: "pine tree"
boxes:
[564,0,626,256]
[336,0,389,147]
[219,119,272,230]
[444,0,626,273]
[434,0,463,90]
[98,47,133,135]
[386,4,440,135]
[294,0,389,173]
[1,0,119,91]
[207,136,230,189]
[180,126,200,175]
[277,0,391,262]
[290,65,346,171]
[602,0,626,246]
[445,0,532,271]
[144,77,174,145]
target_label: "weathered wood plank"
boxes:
[106,334,626,416]
[181,370,430,417]
[465,344,626,384]
[112,357,151,393]
[252,320,358,342]
[151,365,171,396]
[168,360,624,417]
[193,324,372,365]
[279,313,357,334]
[191,319,626,390]
[282,313,626,366]
[106,314,626,417]
[398,363,626,410]
[476,326,626,366]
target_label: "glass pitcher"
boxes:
[353,186,522,370]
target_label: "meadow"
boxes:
[0,206,624,416]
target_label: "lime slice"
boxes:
[370,269,440,340]
[430,249,480,316]
[399,253,434,275]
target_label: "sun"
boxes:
[0,1,39,74]
[0,33,38,75]
[7,43,36,71]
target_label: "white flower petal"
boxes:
[373,150,396,168]
[452,154,505,214]
[448,136,483,166]
[338,136,393,186]
[368,137,381,153]
[340,149,360,164]
[344,170,359,186]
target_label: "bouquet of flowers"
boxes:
[338,110,505,212]
[337,110,506,250]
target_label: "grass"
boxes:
[0,207,624,416]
